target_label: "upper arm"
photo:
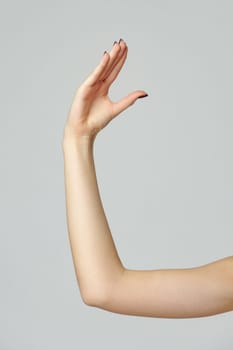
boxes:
[100,256,233,318]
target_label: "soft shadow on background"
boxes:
[1,0,233,349]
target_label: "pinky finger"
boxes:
[83,52,110,87]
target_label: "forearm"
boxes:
[62,133,125,306]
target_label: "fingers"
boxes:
[82,38,127,89]
[105,42,128,86]
[83,52,110,87]
[99,40,124,81]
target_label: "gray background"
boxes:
[1,0,233,349]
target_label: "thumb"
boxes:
[112,90,148,117]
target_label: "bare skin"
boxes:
[62,38,233,318]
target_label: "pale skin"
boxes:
[62,38,233,318]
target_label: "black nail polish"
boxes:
[103,50,107,56]
[118,38,123,43]
[137,94,148,99]
[113,41,118,46]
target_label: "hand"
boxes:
[64,38,148,141]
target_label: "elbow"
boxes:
[79,269,126,308]
[80,285,110,308]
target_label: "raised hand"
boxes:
[64,38,148,141]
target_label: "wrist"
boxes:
[62,134,96,161]
[62,127,96,148]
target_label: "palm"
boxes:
[70,87,114,135]
[65,39,148,139]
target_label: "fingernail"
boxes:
[118,38,123,43]
[137,94,148,99]
[103,50,107,56]
[113,41,118,46]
